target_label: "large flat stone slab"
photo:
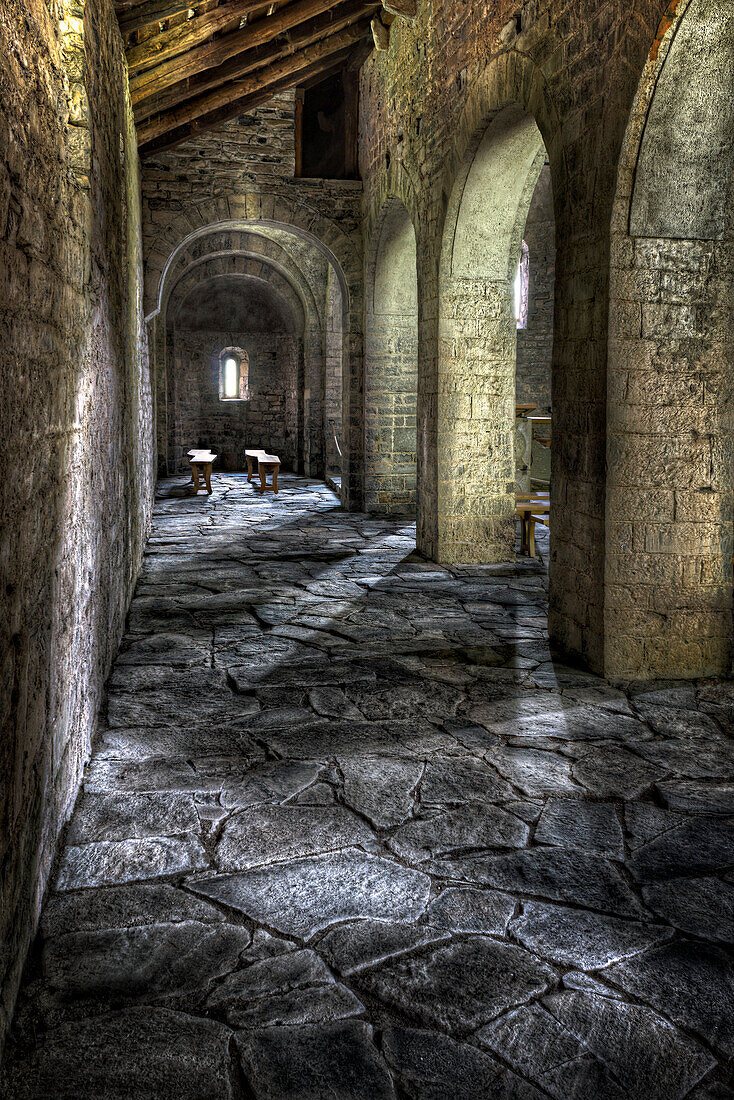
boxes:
[189,849,430,938]
[642,877,734,942]
[478,1003,632,1100]
[317,920,450,977]
[510,901,671,969]
[6,1008,236,1099]
[263,719,457,759]
[41,883,225,938]
[426,887,516,934]
[216,805,374,871]
[429,849,644,917]
[66,792,199,845]
[357,937,555,1034]
[604,942,734,1057]
[56,834,210,890]
[387,805,528,864]
[340,756,422,827]
[41,920,251,1006]
[235,1021,396,1099]
[543,990,715,1099]
[382,1026,547,1099]
[419,756,514,804]
[534,798,624,858]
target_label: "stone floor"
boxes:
[3,474,734,1099]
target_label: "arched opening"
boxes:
[169,274,303,473]
[364,200,419,515]
[218,347,250,401]
[436,104,554,562]
[605,0,734,680]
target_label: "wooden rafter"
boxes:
[116,0,379,152]
[137,18,370,146]
[139,42,357,157]
[126,0,291,74]
[133,0,376,120]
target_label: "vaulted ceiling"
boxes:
[116,0,415,158]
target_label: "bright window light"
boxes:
[514,262,523,325]
[224,357,237,398]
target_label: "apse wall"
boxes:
[516,164,555,413]
[0,0,153,1050]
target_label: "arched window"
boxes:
[218,347,249,401]
[514,240,530,329]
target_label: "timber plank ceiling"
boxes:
[116,0,416,157]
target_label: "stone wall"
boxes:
[516,163,555,413]
[359,0,673,667]
[169,328,301,473]
[0,0,152,1050]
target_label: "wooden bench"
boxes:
[187,449,217,494]
[516,493,550,557]
[245,449,280,494]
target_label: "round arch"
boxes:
[604,0,734,680]
[436,103,550,563]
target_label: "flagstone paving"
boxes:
[3,474,734,1098]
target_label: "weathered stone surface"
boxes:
[572,746,665,798]
[215,805,374,871]
[629,817,734,881]
[317,921,450,976]
[534,799,624,858]
[66,792,199,845]
[486,747,579,797]
[340,756,422,827]
[657,780,734,815]
[431,849,644,917]
[382,1026,546,1099]
[264,719,456,759]
[207,948,365,1028]
[41,920,250,1005]
[219,761,321,808]
[41,884,225,938]
[543,990,716,1099]
[5,1009,235,1099]
[357,938,555,1034]
[56,834,210,890]
[426,887,517,934]
[420,757,514,804]
[85,756,259,793]
[388,805,528,864]
[642,877,734,942]
[510,902,670,968]
[604,943,734,1056]
[189,850,431,937]
[235,1021,396,1099]
[478,1004,628,1100]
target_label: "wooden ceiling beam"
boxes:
[138,41,358,158]
[126,0,293,74]
[137,19,369,145]
[118,0,198,36]
[129,0,345,94]
[133,0,376,120]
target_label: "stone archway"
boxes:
[605,0,734,680]
[436,104,549,562]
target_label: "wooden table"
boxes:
[245,449,280,493]
[188,449,217,494]
[516,495,550,557]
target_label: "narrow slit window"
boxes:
[514,240,530,329]
[218,348,249,401]
[224,357,238,398]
